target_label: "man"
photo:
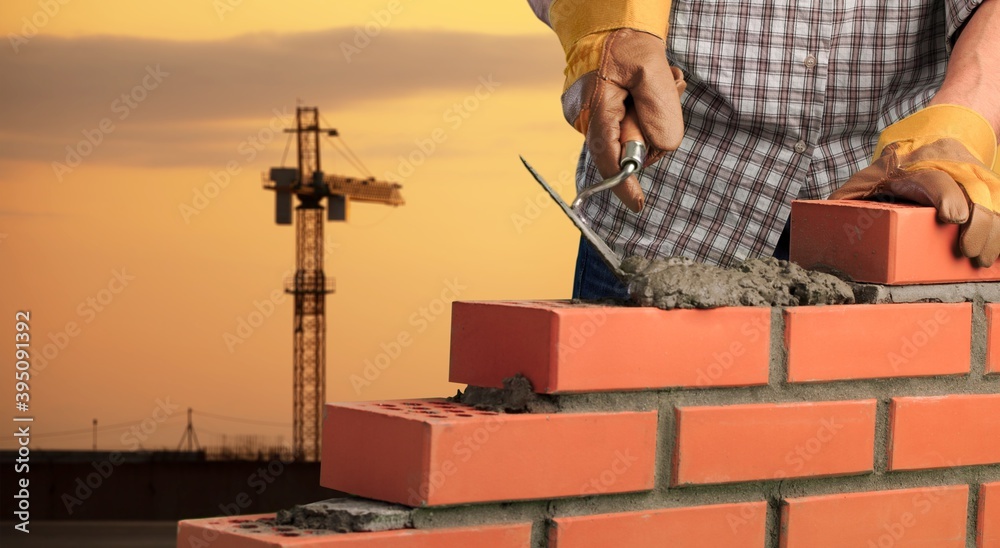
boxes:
[527,0,1000,300]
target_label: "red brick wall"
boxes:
[180,202,1000,547]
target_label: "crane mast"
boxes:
[263,106,403,461]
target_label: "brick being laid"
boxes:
[449,300,770,393]
[784,303,971,382]
[780,485,969,548]
[672,400,877,485]
[321,399,657,506]
[790,199,1000,284]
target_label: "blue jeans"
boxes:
[572,219,792,300]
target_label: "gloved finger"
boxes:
[671,66,687,96]
[586,80,628,182]
[960,204,1000,266]
[611,106,646,212]
[629,59,684,152]
[829,157,891,201]
[978,214,1000,267]
[638,67,685,170]
[885,169,970,224]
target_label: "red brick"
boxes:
[449,301,770,393]
[785,303,971,382]
[176,514,532,547]
[980,482,1000,548]
[549,501,767,548]
[790,200,1000,284]
[889,394,1000,471]
[780,485,969,548]
[672,400,876,485]
[987,304,1000,375]
[321,399,657,506]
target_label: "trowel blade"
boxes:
[519,156,627,282]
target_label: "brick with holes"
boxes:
[321,399,658,506]
[176,514,533,547]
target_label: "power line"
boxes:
[29,408,290,441]
[334,136,374,177]
[32,414,184,440]
[280,130,294,167]
[323,134,371,178]
[319,113,374,177]
[193,410,291,428]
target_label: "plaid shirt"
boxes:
[533,0,982,266]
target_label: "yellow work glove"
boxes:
[830,105,1000,267]
[549,0,684,212]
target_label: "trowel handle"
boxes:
[620,140,646,171]
[570,140,647,211]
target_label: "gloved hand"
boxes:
[548,0,685,212]
[830,105,1000,267]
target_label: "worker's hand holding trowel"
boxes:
[545,0,686,212]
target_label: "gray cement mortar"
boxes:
[274,497,413,533]
[452,373,559,413]
[622,256,855,309]
[852,281,1000,304]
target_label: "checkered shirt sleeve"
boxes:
[570,0,983,266]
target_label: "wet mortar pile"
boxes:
[621,256,855,309]
[451,374,558,413]
[274,497,414,533]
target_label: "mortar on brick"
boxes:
[622,256,854,309]
[452,373,558,413]
[852,282,1000,304]
[274,497,413,533]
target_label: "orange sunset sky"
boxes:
[0,1,584,451]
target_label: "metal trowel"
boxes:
[519,139,646,283]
